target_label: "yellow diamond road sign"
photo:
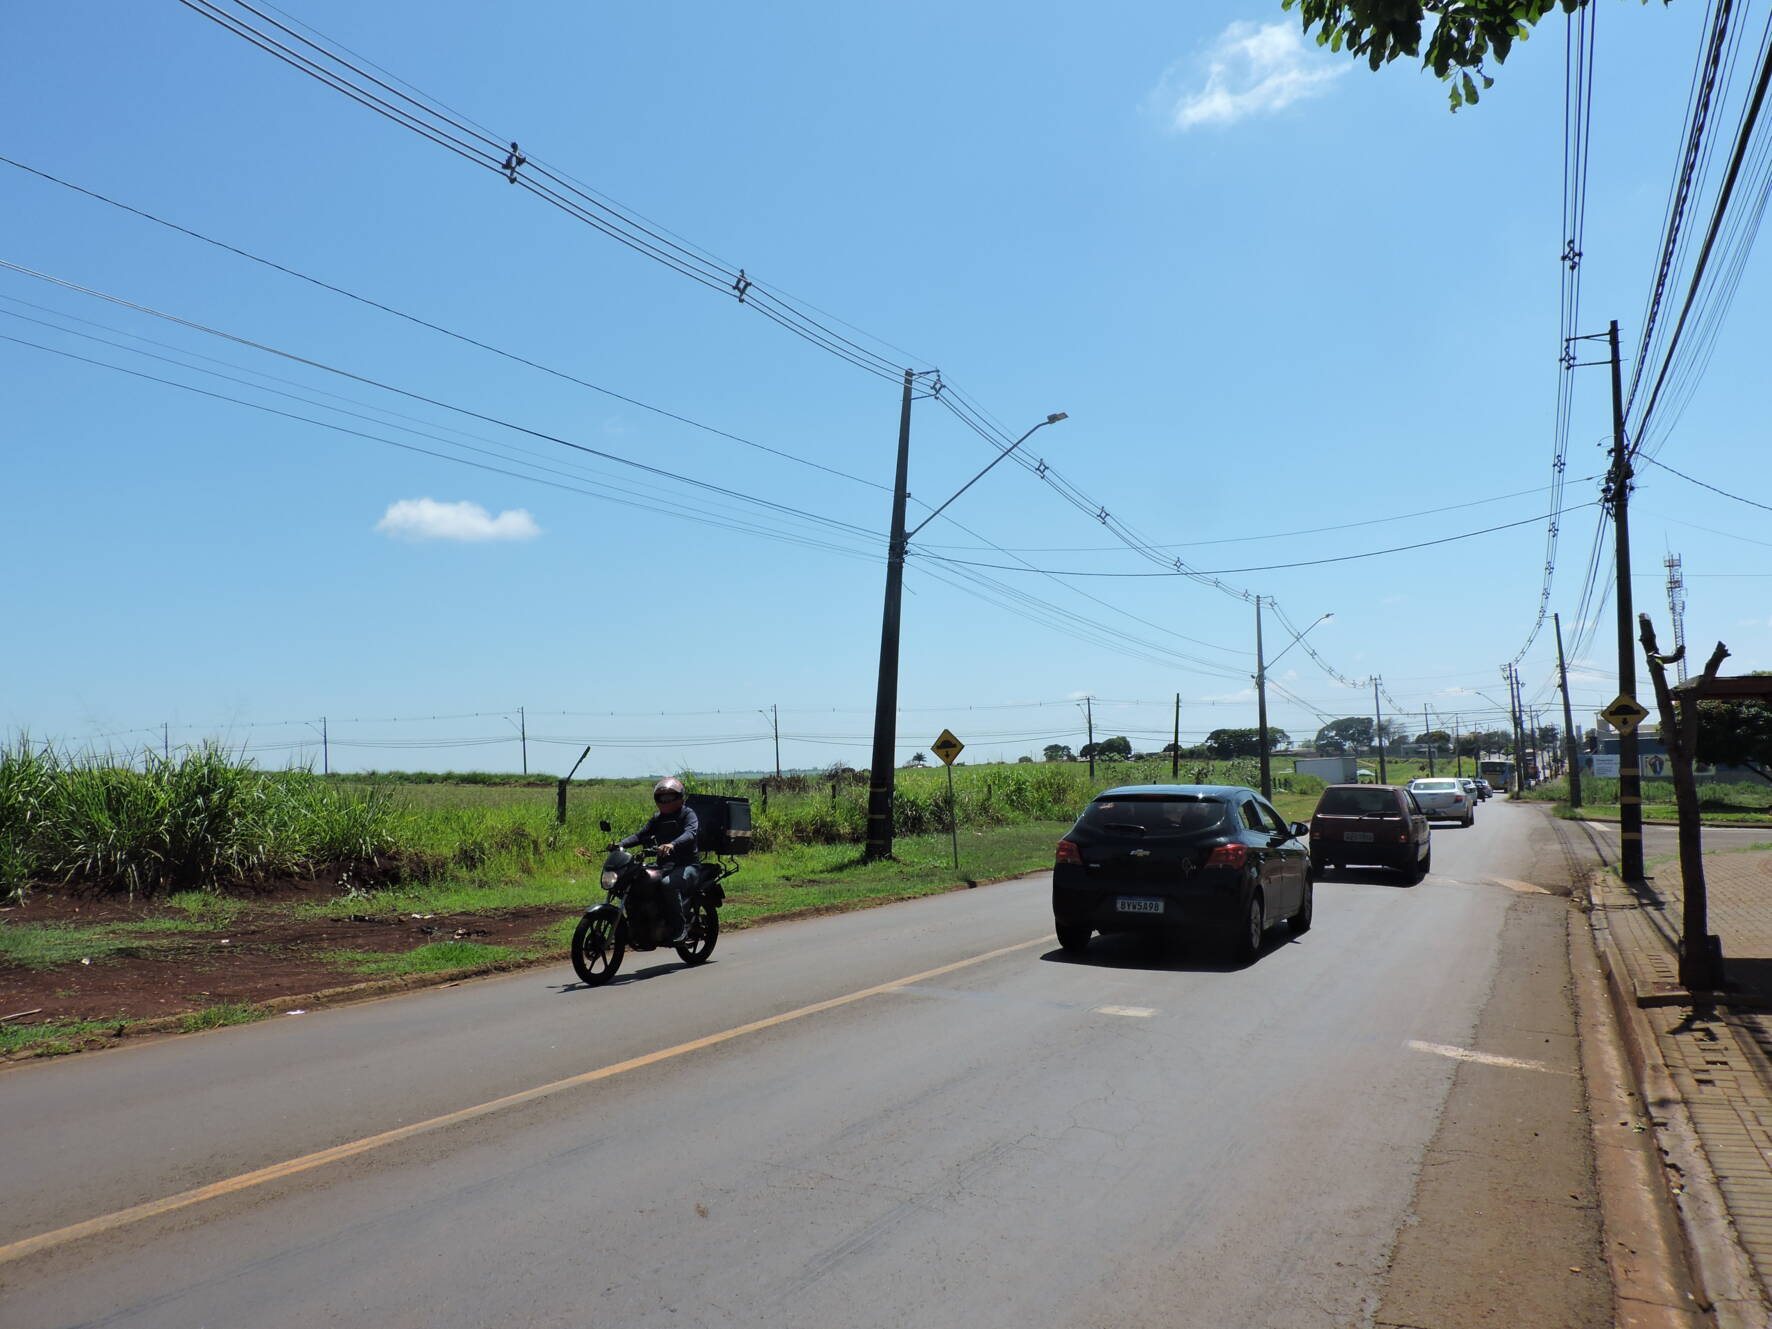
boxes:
[932,729,965,766]
[1601,694,1651,734]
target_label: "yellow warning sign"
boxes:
[1600,694,1650,735]
[931,729,965,766]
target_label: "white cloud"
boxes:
[375,497,541,543]
[1155,21,1347,131]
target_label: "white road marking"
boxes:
[1406,1039,1564,1074]
[1095,1005,1156,1018]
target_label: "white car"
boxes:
[1408,778,1476,827]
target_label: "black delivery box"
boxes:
[687,794,752,855]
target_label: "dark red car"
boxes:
[1308,784,1430,882]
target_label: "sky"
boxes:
[3,0,1769,778]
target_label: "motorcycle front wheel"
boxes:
[571,912,625,987]
[674,899,719,966]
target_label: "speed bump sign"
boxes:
[932,729,965,766]
[1600,694,1650,735]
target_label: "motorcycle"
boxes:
[570,817,731,987]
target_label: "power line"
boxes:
[911,503,1598,577]
[1642,453,1772,512]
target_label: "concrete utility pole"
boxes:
[1608,319,1646,880]
[519,705,527,776]
[864,380,1064,861]
[1453,713,1463,777]
[1372,677,1387,784]
[1085,696,1096,781]
[767,705,781,780]
[321,716,329,777]
[1559,613,1587,811]
[864,371,917,861]
[1255,596,1272,798]
[1424,704,1433,776]
[1171,692,1180,778]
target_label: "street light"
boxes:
[864,398,1069,860]
[1255,608,1332,799]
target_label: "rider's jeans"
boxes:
[660,863,699,936]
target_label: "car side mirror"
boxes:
[598,819,612,833]
[1291,822,1310,838]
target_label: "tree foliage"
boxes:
[1205,727,1293,758]
[1279,0,1655,109]
[1696,691,1772,784]
[1043,743,1075,762]
[1315,717,1374,754]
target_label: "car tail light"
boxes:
[1056,839,1082,865]
[1204,844,1247,870]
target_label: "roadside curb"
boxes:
[1586,869,1772,1328]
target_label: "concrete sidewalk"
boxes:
[1588,833,1772,1327]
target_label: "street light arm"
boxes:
[904,413,1066,540]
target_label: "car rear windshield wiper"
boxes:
[1102,822,1147,834]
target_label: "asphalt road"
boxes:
[1,801,1614,1328]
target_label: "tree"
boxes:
[1017,754,1034,763]
[1535,724,1562,751]
[1043,743,1074,762]
[1206,727,1293,758]
[1696,683,1772,784]
[1278,0,1639,110]
[1316,717,1374,754]
[906,753,927,767]
[1099,735,1133,758]
[1416,729,1453,750]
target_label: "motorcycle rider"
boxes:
[610,777,700,945]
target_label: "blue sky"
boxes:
[4,1,1768,777]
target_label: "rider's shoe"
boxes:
[670,927,690,946]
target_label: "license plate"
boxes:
[1116,897,1164,914]
[1344,832,1374,843]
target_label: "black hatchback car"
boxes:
[1051,784,1312,962]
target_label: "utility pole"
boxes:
[519,705,528,776]
[1372,677,1387,784]
[1085,696,1096,781]
[1171,692,1180,778]
[162,722,169,761]
[1608,320,1646,880]
[1255,596,1272,798]
[770,704,781,780]
[1559,613,1587,811]
[864,370,916,861]
[1506,665,1527,794]
[1424,704,1433,776]
[322,716,329,777]
[1453,713,1463,777]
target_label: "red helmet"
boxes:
[653,777,686,802]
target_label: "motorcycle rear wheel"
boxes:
[571,913,625,987]
[674,899,719,966]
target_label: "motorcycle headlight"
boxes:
[600,870,620,888]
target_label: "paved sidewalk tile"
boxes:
[1595,845,1772,1303]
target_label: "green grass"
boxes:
[323,940,523,976]
[0,923,145,969]
[0,1017,126,1057]
[176,1003,269,1033]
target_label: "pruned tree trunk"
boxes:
[1638,614,1730,991]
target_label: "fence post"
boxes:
[557,745,592,826]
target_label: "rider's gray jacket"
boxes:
[618,806,700,863]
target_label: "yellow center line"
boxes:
[0,934,1053,1267]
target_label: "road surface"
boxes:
[1,801,1616,1327]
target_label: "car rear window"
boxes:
[1412,780,1460,792]
[1077,796,1226,836]
[1316,787,1401,816]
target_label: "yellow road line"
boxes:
[0,934,1052,1267]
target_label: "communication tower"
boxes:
[1665,553,1688,684]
